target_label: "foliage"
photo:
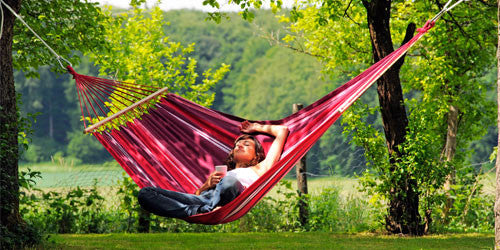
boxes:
[21,179,111,234]
[0,169,43,249]
[4,0,106,246]
[15,69,73,143]
[12,1,106,76]
[222,46,332,120]
[16,93,38,157]
[115,173,142,232]
[21,136,62,163]
[431,166,495,233]
[0,94,41,249]
[20,175,384,234]
[66,131,111,164]
[203,0,283,23]
[85,5,229,131]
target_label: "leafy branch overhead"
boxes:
[12,1,107,77]
[203,0,283,22]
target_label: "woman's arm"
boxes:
[240,121,289,176]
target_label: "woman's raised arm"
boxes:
[240,121,288,176]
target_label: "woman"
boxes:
[138,121,289,218]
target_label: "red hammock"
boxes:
[67,21,435,224]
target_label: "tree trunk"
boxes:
[137,208,150,233]
[0,0,27,246]
[494,0,500,247]
[441,105,459,220]
[49,100,54,139]
[362,0,423,235]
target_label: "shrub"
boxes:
[66,131,111,163]
[21,137,61,163]
[21,180,112,234]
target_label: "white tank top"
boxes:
[226,167,260,188]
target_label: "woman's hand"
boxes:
[195,171,224,195]
[240,121,259,134]
[207,171,225,187]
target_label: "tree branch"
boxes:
[255,24,326,59]
[434,0,483,49]
[343,0,354,17]
[342,0,362,26]
[394,22,416,70]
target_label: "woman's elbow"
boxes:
[279,126,289,137]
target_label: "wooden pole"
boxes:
[293,103,308,226]
[494,0,500,247]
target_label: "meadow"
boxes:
[19,161,363,201]
[20,161,494,200]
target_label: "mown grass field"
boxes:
[19,162,124,188]
[19,161,495,205]
[19,162,364,200]
[46,232,493,249]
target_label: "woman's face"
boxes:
[233,138,256,165]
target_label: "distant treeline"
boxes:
[15,9,496,175]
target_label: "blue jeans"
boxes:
[137,176,244,218]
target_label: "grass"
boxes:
[46,232,494,249]
[19,161,124,188]
[20,161,364,199]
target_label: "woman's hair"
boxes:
[224,134,265,171]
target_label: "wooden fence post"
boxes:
[293,103,309,226]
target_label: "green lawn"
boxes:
[47,232,493,249]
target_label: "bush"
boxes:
[67,131,111,163]
[307,187,379,232]
[21,137,61,163]
[23,144,43,163]
[21,175,385,234]
[21,179,111,234]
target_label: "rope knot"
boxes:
[67,65,77,79]
[417,20,435,33]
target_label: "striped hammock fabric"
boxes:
[67,21,435,224]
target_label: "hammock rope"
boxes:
[66,66,166,132]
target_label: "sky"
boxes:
[90,0,294,12]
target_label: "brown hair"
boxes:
[224,134,265,171]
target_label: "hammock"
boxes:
[66,20,436,224]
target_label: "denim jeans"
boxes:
[137,175,244,218]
